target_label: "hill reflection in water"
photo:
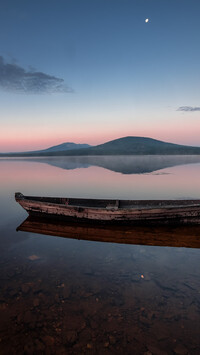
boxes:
[17,155,200,175]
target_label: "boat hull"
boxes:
[15,193,200,225]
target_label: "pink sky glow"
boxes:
[0,124,200,152]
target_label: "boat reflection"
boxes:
[17,216,200,249]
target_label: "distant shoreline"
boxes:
[1,153,200,158]
[1,136,200,157]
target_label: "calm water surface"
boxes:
[0,156,200,354]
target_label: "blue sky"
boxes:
[0,0,200,151]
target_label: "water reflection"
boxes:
[4,154,200,174]
[18,216,200,249]
[1,157,200,200]
[0,157,200,354]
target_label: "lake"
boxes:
[0,156,200,354]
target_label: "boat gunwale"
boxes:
[15,193,200,212]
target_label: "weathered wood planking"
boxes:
[15,192,200,225]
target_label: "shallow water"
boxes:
[0,156,200,354]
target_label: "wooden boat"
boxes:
[15,192,200,225]
[17,216,200,248]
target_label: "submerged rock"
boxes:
[65,330,78,344]
[28,255,40,261]
[43,335,55,346]
[174,344,188,355]
[21,284,30,294]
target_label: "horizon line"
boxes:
[1,135,200,154]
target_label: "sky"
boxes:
[0,0,200,152]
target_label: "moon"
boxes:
[145,18,149,23]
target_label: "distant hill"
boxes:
[40,136,200,156]
[0,142,91,156]
[1,137,200,156]
[39,142,91,153]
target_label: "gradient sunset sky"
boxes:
[0,0,200,152]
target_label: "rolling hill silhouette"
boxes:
[1,137,200,156]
